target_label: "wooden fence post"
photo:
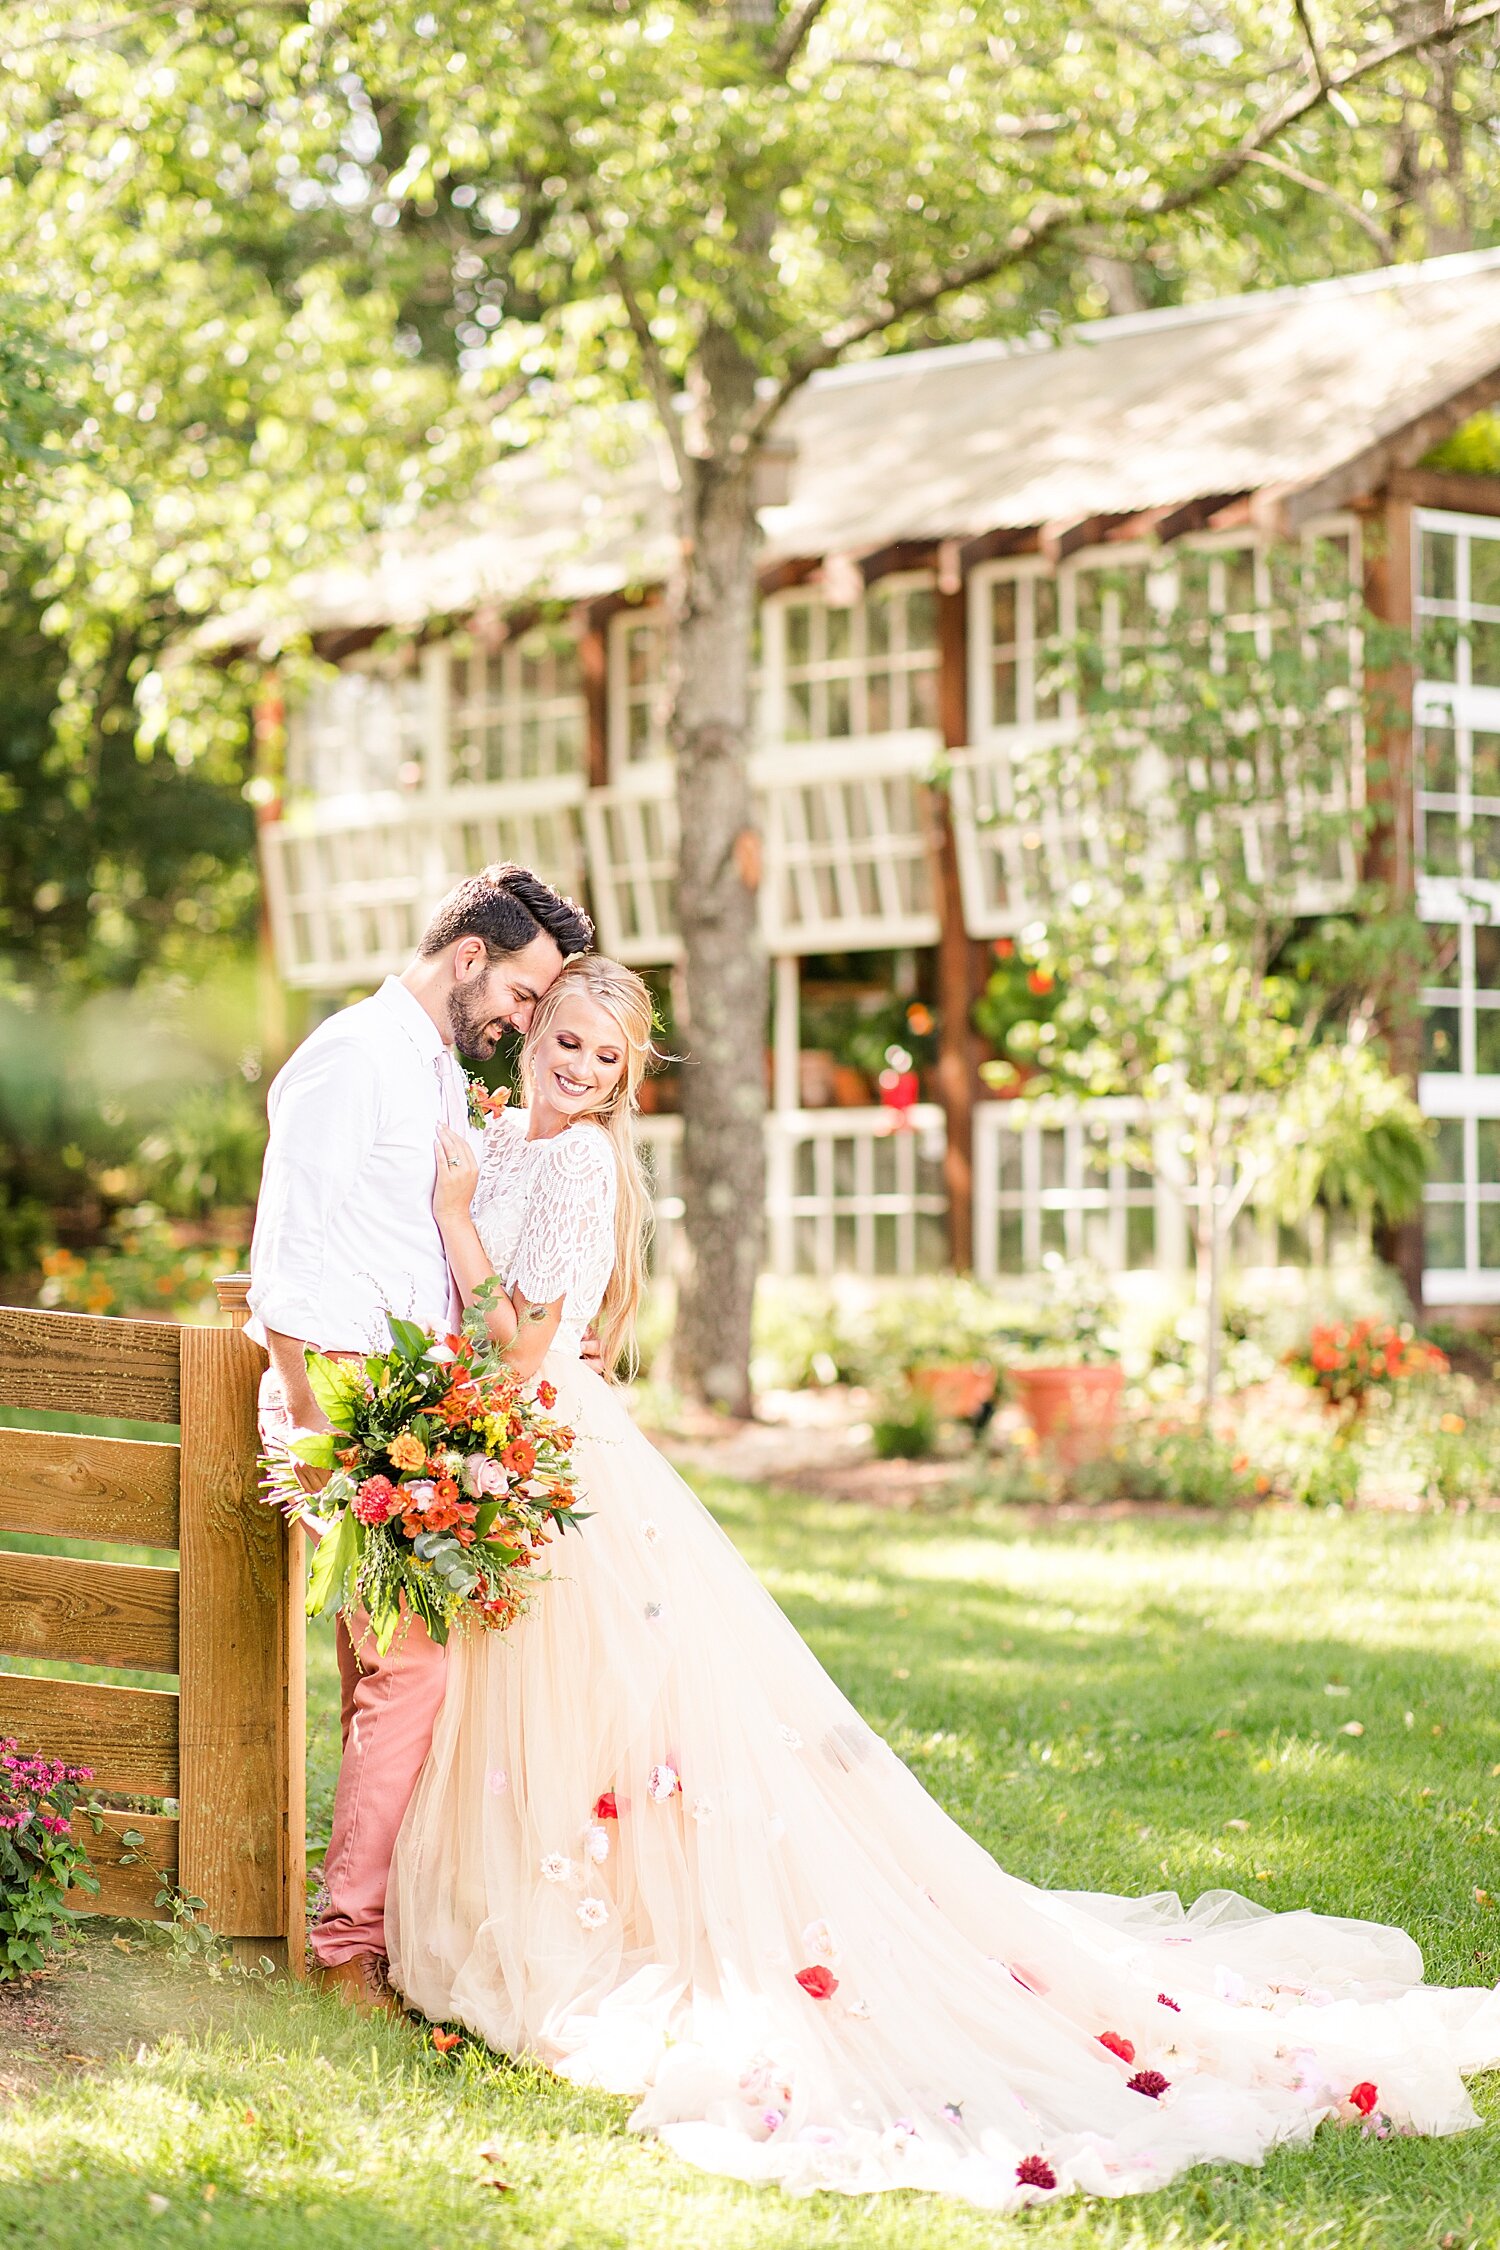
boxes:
[176,1277,306,1972]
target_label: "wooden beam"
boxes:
[756,555,821,599]
[1283,362,1500,530]
[932,581,980,1272]
[178,1314,299,1949]
[1039,514,1130,564]
[1364,489,1424,1312]
[0,1673,178,1798]
[1387,468,1500,520]
[956,526,1040,573]
[857,540,939,586]
[68,1808,178,1919]
[1152,493,1252,543]
[0,1428,179,1547]
[575,600,612,792]
[0,1552,179,1674]
[0,1308,180,1426]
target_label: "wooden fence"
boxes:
[0,1279,305,1967]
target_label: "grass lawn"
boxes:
[3,1484,1500,2250]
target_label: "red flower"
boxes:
[994,938,1015,958]
[1015,2154,1057,2190]
[1026,969,1054,996]
[1157,1993,1181,2012]
[1349,2081,1379,2116]
[501,1439,537,1477]
[795,1965,839,2001]
[1127,2070,1169,2099]
[593,1791,618,1821]
[536,1380,558,1409]
[353,1475,399,1526]
[1097,2031,1136,2064]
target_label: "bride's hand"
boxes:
[433,1123,479,1223]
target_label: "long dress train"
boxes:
[387,1111,1500,2211]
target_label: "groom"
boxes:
[248,861,593,2007]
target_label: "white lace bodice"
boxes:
[470,1109,618,1359]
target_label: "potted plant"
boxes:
[1004,1259,1124,1468]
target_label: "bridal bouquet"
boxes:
[265,1299,586,1649]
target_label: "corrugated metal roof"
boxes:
[210,248,1500,650]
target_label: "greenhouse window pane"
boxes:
[1424,1199,1466,1270]
[1421,529,1457,605]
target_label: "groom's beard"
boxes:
[446,982,505,1061]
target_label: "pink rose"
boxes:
[471,1456,510,1496]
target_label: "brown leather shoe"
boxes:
[313,1953,399,2018]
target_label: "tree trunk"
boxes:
[1194,1155,1222,1411]
[668,373,766,1415]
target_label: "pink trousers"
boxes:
[259,1371,447,1967]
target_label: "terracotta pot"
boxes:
[908,1360,997,1421]
[832,1063,872,1108]
[1012,1363,1124,1468]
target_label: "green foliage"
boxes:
[36,1207,248,1321]
[1257,1038,1433,1228]
[999,546,1423,1399]
[0,965,263,1284]
[0,1741,96,1980]
[869,1391,939,1461]
[1068,1421,1264,1509]
[1423,410,1500,478]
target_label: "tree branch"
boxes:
[1291,0,1332,94]
[584,214,693,491]
[1243,148,1395,259]
[767,0,829,78]
[745,0,1500,447]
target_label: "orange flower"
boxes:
[432,2028,462,2056]
[1026,968,1054,996]
[501,1439,537,1477]
[388,1432,426,1472]
[1440,1412,1466,1434]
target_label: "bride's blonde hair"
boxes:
[519,954,658,1373]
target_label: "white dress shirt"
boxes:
[247,977,477,1355]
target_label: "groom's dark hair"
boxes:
[419,862,594,962]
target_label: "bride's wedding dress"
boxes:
[388,1111,1500,2210]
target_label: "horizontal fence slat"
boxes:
[67,1808,178,1919]
[0,1552,178,1673]
[0,1428,180,1546]
[0,1672,177,1797]
[0,1307,180,1425]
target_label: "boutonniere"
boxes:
[464,1069,511,1130]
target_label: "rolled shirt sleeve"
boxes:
[246,1035,382,1345]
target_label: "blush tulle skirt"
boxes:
[386,1355,1500,2211]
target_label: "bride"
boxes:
[388,951,1500,2212]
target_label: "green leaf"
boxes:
[289,1430,340,1469]
[305,1352,367,1428]
[471,1499,500,1541]
[305,1511,358,1619]
[387,1314,430,1361]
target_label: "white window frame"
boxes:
[607,607,670,775]
[448,624,585,786]
[760,570,941,746]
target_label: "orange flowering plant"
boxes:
[1285,1319,1449,1415]
[262,1294,585,1650]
